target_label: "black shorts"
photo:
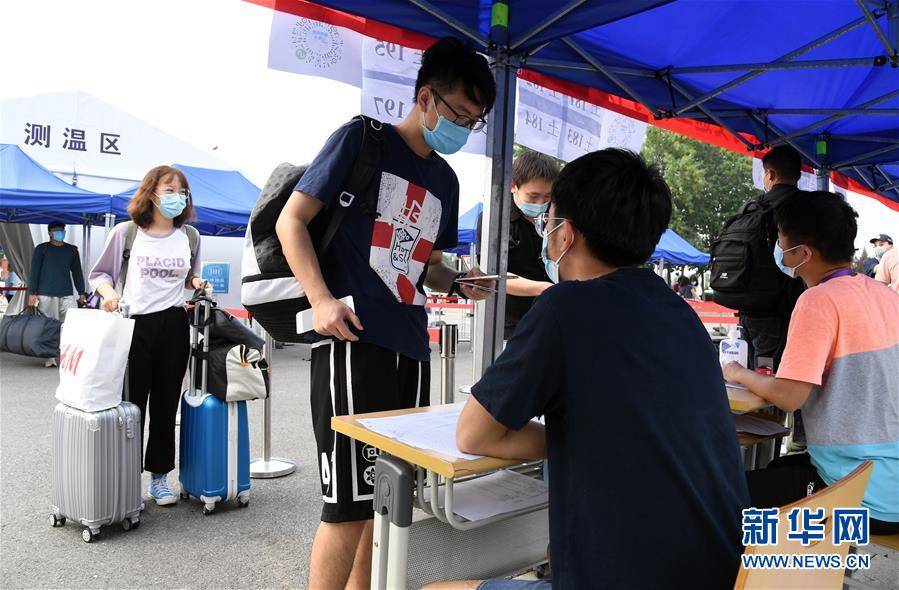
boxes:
[310,340,430,523]
[746,453,899,535]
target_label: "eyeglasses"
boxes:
[157,189,192,200]
[431,89,487,131]
[534,212,567,237]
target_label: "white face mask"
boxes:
[874,245,887,258]
[773,242,807,279]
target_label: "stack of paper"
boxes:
[358,404,481,460]
[428,470,548,522]
[733,414,790,437]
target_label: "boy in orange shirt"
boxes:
[724,191,899,535]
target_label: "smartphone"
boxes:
[455,274,504,283]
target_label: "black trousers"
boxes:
[128,306,190,474]
[746,453,899,535]
[739,314,787,370]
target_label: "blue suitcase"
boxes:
[178,296,250,515]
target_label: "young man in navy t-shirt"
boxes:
[276,37,497,589]
[432,150,749,590]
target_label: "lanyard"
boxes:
[819,268,855,284]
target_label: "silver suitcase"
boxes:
[50,401,143,542]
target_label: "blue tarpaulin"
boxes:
[0,144,111,225]
[651,229,710,267]
[284,0,899,203]
[112,164,260,237]
[452,201,708,265]
[449,202,483,254]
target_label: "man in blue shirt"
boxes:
[28,221,86,366]
[434,149,748,590]
[276,37,497,589]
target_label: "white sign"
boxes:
[268,14,489,155]
[515,78,647,163]
[751,158,819,192]
[0,92,229,189]
[268,12,363,87]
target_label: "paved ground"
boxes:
[0,341,477,589]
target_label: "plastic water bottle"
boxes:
[719,325,749,368]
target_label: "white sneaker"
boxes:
[44,358,57,368]
[148,473,178,506]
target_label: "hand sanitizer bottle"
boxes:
[719,325,749,368]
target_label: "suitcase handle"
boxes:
[188,297,212,398]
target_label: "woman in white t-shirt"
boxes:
[89,165,207,506]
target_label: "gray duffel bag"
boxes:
[0,306,61,358]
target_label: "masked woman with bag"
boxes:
[88,165,208,506]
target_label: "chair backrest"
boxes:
[734,460,873,590]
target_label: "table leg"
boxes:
[371,454,414,590]
[371,511,389,589]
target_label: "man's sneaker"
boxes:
[148,473,178,506]
[44,358,57,368]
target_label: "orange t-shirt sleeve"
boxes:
[776,293,837,386]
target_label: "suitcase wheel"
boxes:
[179,492,190,500]
[237,496,249,508]
[122,518,139,532]
[49,514,66,528]
[203,503,215,516]
[81,528,96,543]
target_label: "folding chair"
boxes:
[734,460,873,590]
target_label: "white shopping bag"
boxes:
[55,309,135,412]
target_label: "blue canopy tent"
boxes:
[651,229,710,267]
[0,144,111,225]
[452,202,709,265]
[449,202,483,254]
[112,164,260,237]
[270,0,899,201]
[250,0,899,370]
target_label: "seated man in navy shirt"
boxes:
[430,149,749,590]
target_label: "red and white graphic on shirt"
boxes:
[370,172,442,305]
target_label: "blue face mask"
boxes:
[155,193,187,219]
[773,242,806,278]
[518,201,549,219]
[540,221,568,284]
[51,230,66,242]
[422,113,471,155]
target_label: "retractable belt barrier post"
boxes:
[249,331,296,479]
[439,323,458,405]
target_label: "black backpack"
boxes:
[709,195,789,314]
[240,115,384,342]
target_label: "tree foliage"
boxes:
[641,126,758,250]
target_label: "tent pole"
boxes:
[562,37,658,115]
[874,164,899,200]
[667,78,755,150]
[405,0,488,47]
[82,223,92,274]
[510,0,587,50]
[830,143,899,169]
[889,1,899,58]
[747,113,821,166]
[816,170,830,191]
[673,16,869,116]
[766,88,899,147]
[857,0,893,56]
[474,2,515,378]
